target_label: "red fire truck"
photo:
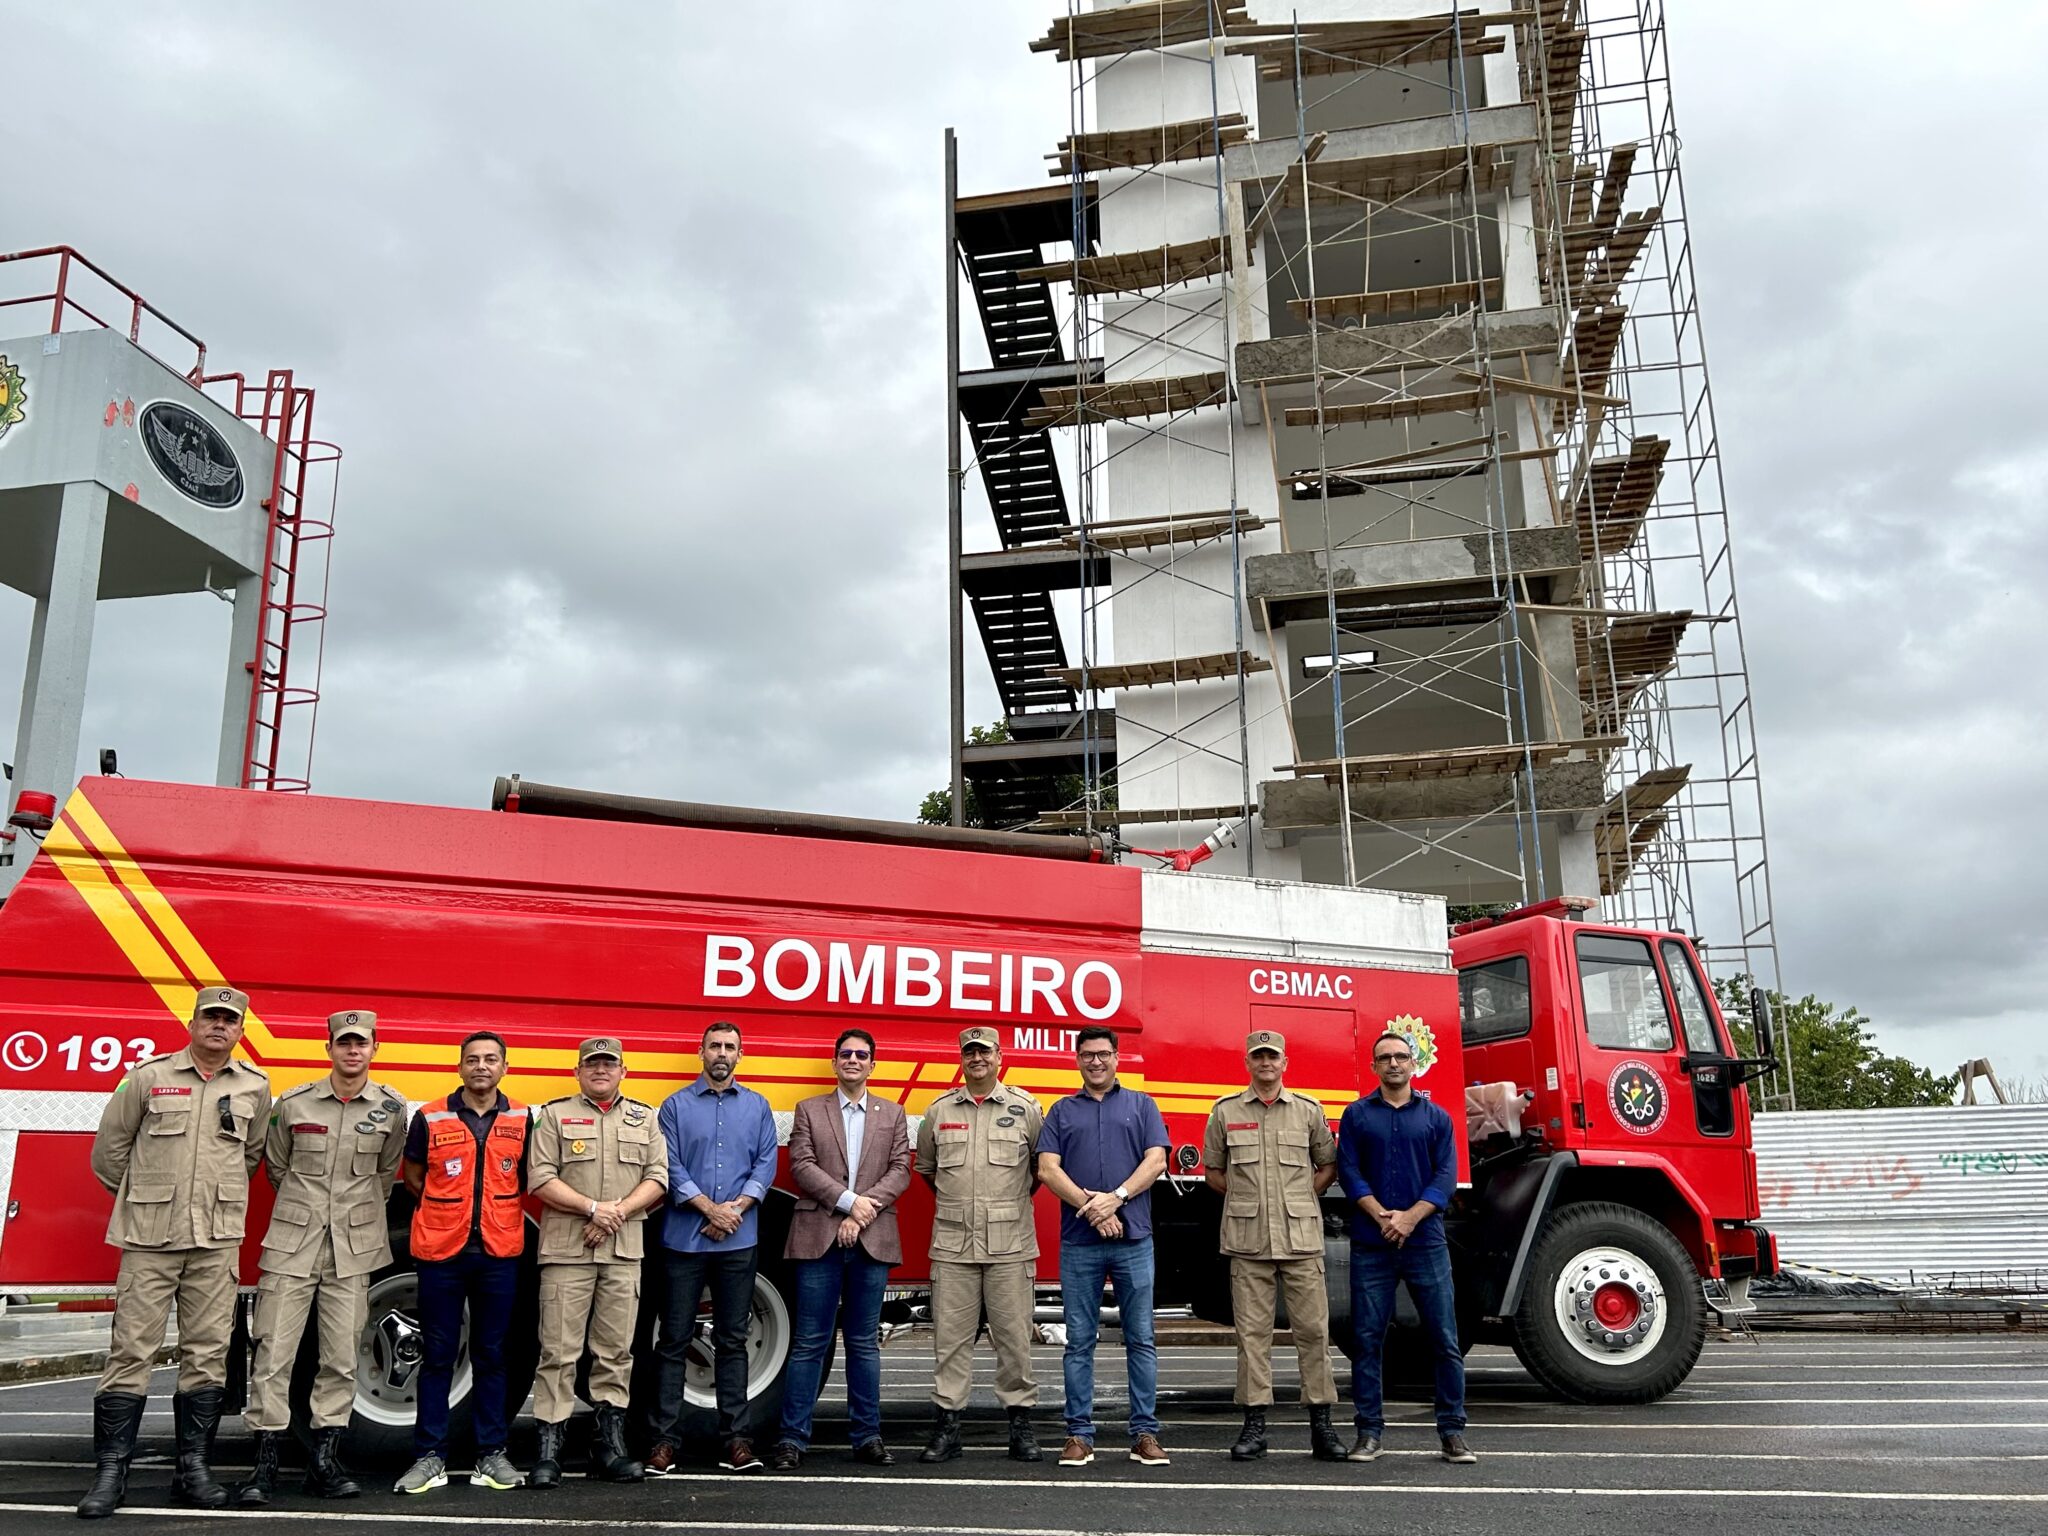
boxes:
[0,775,1775,1451]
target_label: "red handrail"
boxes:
[0,244,209,379]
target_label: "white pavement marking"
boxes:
[0,1482,2041,1529]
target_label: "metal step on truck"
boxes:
[0,774,1777,1450]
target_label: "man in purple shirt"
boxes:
[647,1022,779,1474]
[1036,1027,1170,1468]
[1336,1029,1474,1466]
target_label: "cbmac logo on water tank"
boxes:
[0,354,25,444]
[140,401,242,507]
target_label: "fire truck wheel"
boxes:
[1511,1201,1704,1405]
[290,1250,543,1464]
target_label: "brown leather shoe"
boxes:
[719,1440,763,1473]
[1058,1436,1094,1467]
[644,1442,678,1477]
[1128,1432,1170,1466]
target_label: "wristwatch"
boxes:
[1114,1185,1130,1204]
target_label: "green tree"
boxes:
[917,723,1011,828]
[1714,976,1957,1111]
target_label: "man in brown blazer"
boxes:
[768,1027,913,1470]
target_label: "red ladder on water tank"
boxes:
[203,368,341,792]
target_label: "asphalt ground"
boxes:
[0,1333,2044,1535]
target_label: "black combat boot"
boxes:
[236,1430,282,1507]
[589,1405,643,1482]
[303,1426,361,1498]
[1229,1407,1268,1461]
[169,1388,230,1508]
[530,1421,565,1490]
[1006,1406,1041,1463]
[917,1407,963,1464]
[1307,1404,1345,1462]
[76,1392,146,1519]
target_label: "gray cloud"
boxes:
[4,1,2041,1085]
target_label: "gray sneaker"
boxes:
[470,1449,526,1489]
[1440,1433,1477,1465]
[393,1455,447,1495]
[1346,1433,1382,1462]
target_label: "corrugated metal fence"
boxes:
[1753,1103,2048,1288]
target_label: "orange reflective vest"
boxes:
[410,1096,529,1262]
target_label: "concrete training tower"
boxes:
[946,1,1779,994]
[0,248,335,898]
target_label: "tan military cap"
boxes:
[578,1036,624,1063]
[193,986,248,1021]
[327,1009,377,1042]
[958,1026,1000,1051]
[1246,1029,1285,1055]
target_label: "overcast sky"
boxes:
[2,2,2042,1086]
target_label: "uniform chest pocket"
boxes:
[935,1131,970,1169]
[562,1135,599,1163]
[144,1100,191,1138]
[1276,1144,1309,1169]
[219,1096,257,1142]
[1225,1128,1263,1164]
[987,1134,1028,1167]
[616,1129,650,1166]
[350,1132,388,1178]
[291,1130,333,1170]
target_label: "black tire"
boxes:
[1510,1201,1703,1405]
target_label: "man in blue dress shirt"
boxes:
[1036,1026,1171,1468]
[648,1021,780,1474]
[1335,1029,1476,1466]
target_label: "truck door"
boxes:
[1570,931,1712,1158]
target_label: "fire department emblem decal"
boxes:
[1607,1059,1669,1135]
[1388,1014,1436,1077]
[0,355,24,444]
[139,400,243,508]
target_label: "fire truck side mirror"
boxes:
[1748,987,1776,1063]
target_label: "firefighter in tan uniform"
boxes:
[912,1025,1044,1464]
[1202,1029,1345,1464]
[238,1011,408,1507]
[526,1037,669,1488]
[77,986,271,1520]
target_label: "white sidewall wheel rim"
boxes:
[1550,1243,1670,1368]
[355,1271,473,1429]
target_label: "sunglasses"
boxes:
[836,1048,872,1060]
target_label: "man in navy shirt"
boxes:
[648,1022,779,1474]
[1335,1029,1476,1466]
[1036,1027,1170,1468]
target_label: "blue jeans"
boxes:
[654,1245,758,1443]
[1350,1241,1465,1436]
[415,1248,520,1458]
[1060,1238,1159,1442]
[777,1246,890,1450]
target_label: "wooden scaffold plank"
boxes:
[1017,235,1234,295]
[1227,8,1515,79]
[1048,114,1250,176]
[1287,277,1503,326]
[1574,436,1668,561]
[1030,1,1250,62]
[1279,142,1524,209]
[1595,763,1690,893]
[1577,609,1691,730]
[1022,369,1231,429]
[1048,649,1272,691]
[1284,737,1622,782]
[1061,509,1270,554]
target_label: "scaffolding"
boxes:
[950,1,1782,1096]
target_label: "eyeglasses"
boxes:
[1077,1050,1116,1062]
[836,1048,872,1060]
[1374,1051,1413,1065]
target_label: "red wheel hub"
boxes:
[1591,1281,1642,1331]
